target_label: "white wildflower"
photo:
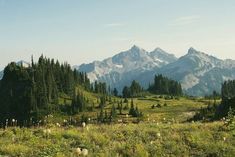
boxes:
[82,122,86,128]
[74,147,82,156]
[118,119,123,123]
[81,148,88,156]
[56,123,61,127]
[157,132,161,137]
[223,137,226,141]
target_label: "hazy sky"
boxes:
[0,0,235,69]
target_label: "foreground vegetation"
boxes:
[0,122,234,157]
[0,95,234,157]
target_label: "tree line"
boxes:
[122,80,144,98]
[216,80,235,118]
[148,74,182,96]
[0,56,106,127]
[191,80,235,122]
[121,75,183,98]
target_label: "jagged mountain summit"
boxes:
[74,45,177,88]
[1,47,234,96]
[138,47,235,96]
[76,46,235,96]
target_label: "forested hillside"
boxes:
[0,56,94,126]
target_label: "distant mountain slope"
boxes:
[76,46,235,96]
[140,48,235,96]
[74,45,177,85]
[0,70,3,80]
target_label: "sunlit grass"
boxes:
[0,95,232,157]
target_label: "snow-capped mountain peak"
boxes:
[131,45,144,51]
[112,45,148,62]
[75,46,235,96]
[187,47,218,61]
[188,47,198,54]
[75,45,177,86]
[150,47,177,63]
[152,47,235,96]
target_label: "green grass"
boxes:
[0,122,234,157]
[0,95,233,157]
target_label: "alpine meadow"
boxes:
[0,1,235,157]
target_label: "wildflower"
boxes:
[82,122,86,128]
[56,123,61,127]
[43,129,51,138]
[118,119,123,123]
[74,147,82,156]
[223,137,226,141]
[81,148,88,156]
[157,132,161,137]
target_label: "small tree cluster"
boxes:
[97,104,117,123]
[148,74,182,96]
[129,99,143,117]
[122,80,143,98]
[71,89,88,114]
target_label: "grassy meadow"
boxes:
[0,95,234,157]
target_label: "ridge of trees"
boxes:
[215,80,235,118]
[191,80,235,122]
[0,55,107,127]
[148,74,182,96]
[122,80,143,98]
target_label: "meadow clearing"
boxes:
[0,96,234,157]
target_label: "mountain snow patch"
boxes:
[181,74,200,90]
[115,64,123,68]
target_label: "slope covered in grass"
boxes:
[0,95,233,157]
[0,122,234,157]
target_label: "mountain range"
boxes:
[75,46,235,96]
[1,47,235,96]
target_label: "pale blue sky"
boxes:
[0,0,235,69]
